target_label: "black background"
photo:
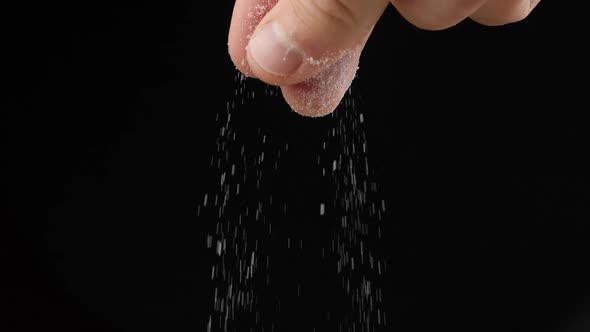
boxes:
[2,1,589,331]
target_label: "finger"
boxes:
[228,0,278,78]
[470,0,540,26]
[390,0,488,30]
[280,34,367,117]
[246,0,389,86]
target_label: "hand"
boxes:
[228,0,540,117]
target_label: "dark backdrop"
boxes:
[2,1,589,332]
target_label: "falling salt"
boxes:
[318,86,388,330]
[205,37,388,332]
[203,70,280,331]
[216,241,222,256]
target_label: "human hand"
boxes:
[228,0,540,117]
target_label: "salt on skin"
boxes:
[228,0,278,77]
[281,46,362,117]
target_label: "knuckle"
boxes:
[502,5,531,24]
[472,0,532,26]
[406,15,461,31]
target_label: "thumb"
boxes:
[246,0,389,86]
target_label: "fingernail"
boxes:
[248,22,303,76]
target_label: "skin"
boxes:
[228,0,541,117]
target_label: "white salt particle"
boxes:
[216,241,222,256]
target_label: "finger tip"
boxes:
[281,84,340,118]
[228,43,258,79]
[245,44,288,86]
[279,47,361,118]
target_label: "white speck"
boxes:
[320,203,325,216]
[216,241,222,256]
